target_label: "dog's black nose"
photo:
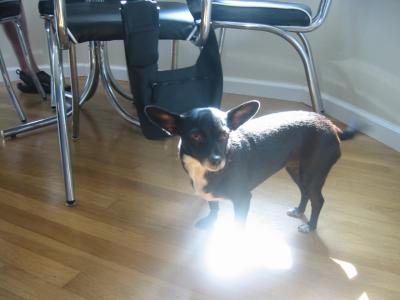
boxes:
[209,155,222,166]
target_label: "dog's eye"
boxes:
[190,131,203,142]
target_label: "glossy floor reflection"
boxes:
[331,257,358,279]
[358,292,370,300]
[204,218,292,279]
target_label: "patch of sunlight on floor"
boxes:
[330,258,358,279]
[358,292,369,300]
[204,219,292,279]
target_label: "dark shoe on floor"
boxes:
[16,69,70,94]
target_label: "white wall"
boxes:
[1,0,399,150]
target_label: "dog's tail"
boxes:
[334,121,359,141]
[338,127,357,141]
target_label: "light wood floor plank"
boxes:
[0,286,25,300]
[0,237,79,287]
[0,265,86,300]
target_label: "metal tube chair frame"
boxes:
[1,0,145,205]
[2,1,76,205]
[3,0,136,137]
[0,2,48,122]
[197,0,332,113]
[0,43,27,122]
[40,12,134,132]
[3,0,188,138]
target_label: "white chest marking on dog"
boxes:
[182,155,224,201]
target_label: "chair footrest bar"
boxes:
[2,115,59,138]
[1,108,71,139]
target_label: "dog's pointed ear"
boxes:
[227,100,260,130]
[145,106,181,136]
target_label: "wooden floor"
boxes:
[0,82,399,300]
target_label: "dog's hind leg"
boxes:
[298,184,325,233]
[195,201,219,230]
[297,153,338,233]
[286,165,309,218]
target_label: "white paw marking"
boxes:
[298,224,313,234]
[287,208,304,218]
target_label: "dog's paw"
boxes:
[287,207,304,218]
[297,223,315,234]
[195,216,216,230]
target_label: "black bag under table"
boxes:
[121,0,223,139]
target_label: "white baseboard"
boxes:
[223,76,400,152]
[223,76,312,106]
[1,66,23,82]
[323,95,400,152]
[0,63,139,86]
[2,64,399,152]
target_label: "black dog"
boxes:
[146,101,353,233]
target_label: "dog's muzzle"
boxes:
[205,155,226,172]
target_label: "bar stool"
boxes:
[0,0,47,122]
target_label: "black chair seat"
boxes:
[38,1,195,43]
[38,0,106,16]
[0,0,21,20]
[188,0,312,27]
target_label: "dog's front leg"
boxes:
[195,201,220,230]
[233,193,251,226]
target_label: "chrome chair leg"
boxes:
[171,40,179,69]
[255,26,323,112]
[1,48,98,138]
[218,24,324,112]
[69,43,80,139]
[1,41,127,138]
[44,17,56,107]
[15,19,47,100]
[1,113,68,137]
[297,32,324,113]
[80,41,100,105]
[44,13,101,103]
[276,30,321,113]
[52,34,75,206]
[0,48,27,122]
[102,42,133,101]
[214,23,324,112]
[98,42,140,126]
[218,28,226,55]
